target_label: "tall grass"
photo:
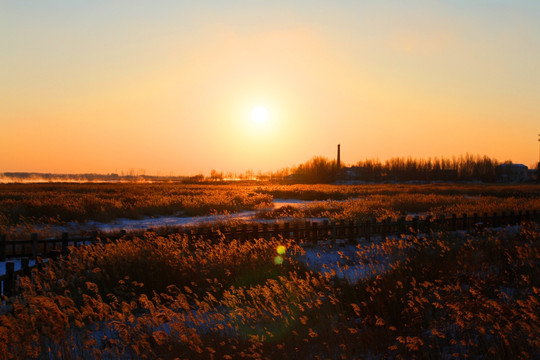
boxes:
[257,193,540,221]
[2,183,539,227]
[0,183,272,227]
[1,223,538,359]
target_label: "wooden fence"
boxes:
[1,210,539,297]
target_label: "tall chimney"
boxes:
[337,144,341,169]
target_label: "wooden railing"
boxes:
[1,210,538,296]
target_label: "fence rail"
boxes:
[1,210,539,297]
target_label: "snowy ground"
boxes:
[0,258,47,293]
[298,235,412,284]
[0,199,321,276]
[29,199,315,236]
[0,258,39,275]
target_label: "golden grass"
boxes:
[1,222,538,359]
[257,193,540,222]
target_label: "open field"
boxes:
[2,182,540,233]
[0,183,272,236]
[1,183,539,359]
[0,224,538,359]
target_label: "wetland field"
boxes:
[0,182,539,359]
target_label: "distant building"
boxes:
[497,164,528,182]
[527,169,538,182]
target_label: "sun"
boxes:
[251,106,269,124]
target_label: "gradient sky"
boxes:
[1,1,539,175]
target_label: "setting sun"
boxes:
[251,106,269,124]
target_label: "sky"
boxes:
[1,1,539,175]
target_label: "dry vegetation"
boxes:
[0,183,272,232]
[1,183,539,227]
[1,183,540,240]
[1,224,538,359]
[257,193,540,222]
[1,183,539,358]
[256,184,540,221]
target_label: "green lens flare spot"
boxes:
[274,256,284,265]
[276,245,286,255]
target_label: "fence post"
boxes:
[365,219,371,242]
[483,212,489,227]
[0,234,6,261]
[412,216,419,233]
[50,249,60,261]
[31,233,38,259]
[347,220,354,244]
[426,215,433,234]
[322,220,329,241]
[330,222,336,244]
[509,211,515,225]
[61,232,69,255]
[5,261,15,297]
[380,218,386,240]
[462,214,468,230]
[312,222,319,244]
[277,223,283,239]
[21,258,30,277]
[293,222,299,241]
[283,222,290,240]
[452,214,457,231]
[91,230,99,243]
[398,216,406,234]
[437,215,445,232]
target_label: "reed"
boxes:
[1,222,538,359]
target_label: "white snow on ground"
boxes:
[26,198,333,237]
[64,211,260,233]
[297,236,412,284]
[34,212,328,237]
[0,258,47,292]
[29,199,315,236]
[0,258,39,275]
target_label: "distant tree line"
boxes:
[4,155,529,184]
[270,154,514,183]
[287,156,339,183]
[355,154,501,182]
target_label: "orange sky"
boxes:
[1,1,539,175]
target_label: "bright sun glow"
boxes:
[251,106,269,124]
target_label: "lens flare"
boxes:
[274,256,284,265]
[276,245,286,255]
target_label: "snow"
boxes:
[0,258,47,293]
[297,236,413,284]
[0,258,39,275]
[62,211,260,233]
[27,199,329,236]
